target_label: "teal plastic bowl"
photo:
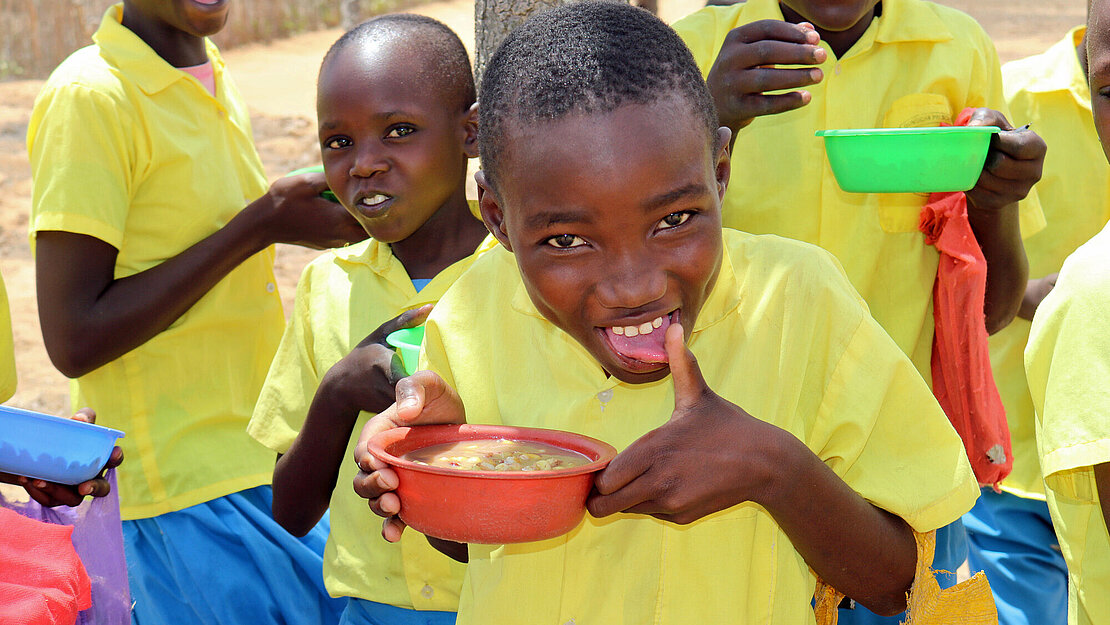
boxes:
[0,405,124,485]
[284,165,339,203]
[815,127,1000,193]
[386,326,425,376]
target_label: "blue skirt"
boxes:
[339,598,455,625]
[123,485,344,625]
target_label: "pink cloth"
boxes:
[918,108,1013,488]
[0,507,91,625]
[181,60,216,97]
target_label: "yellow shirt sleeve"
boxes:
[0,273,16,403]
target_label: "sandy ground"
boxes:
[0,0,1088,416]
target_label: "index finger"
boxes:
[728,19,819,46]
[367,304,434,345]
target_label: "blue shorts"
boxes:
[964,488,1067,625]
[339,598,455,625]
[123,485,344,625]
[835,519,968,625]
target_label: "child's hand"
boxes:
[587,324,783,524]
[706,20,826,135]
[6,408,124,507]
[1019,273,1058,321]
[254,171,368,249]
[965,108,1046,214]
[352,370,466,542]
[322,305,433,417]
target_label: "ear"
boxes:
[462,103,480,159]
[476,170,513,252]
[713,126,732,202]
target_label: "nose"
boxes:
[595,248,666,311]
[350,141,388,178]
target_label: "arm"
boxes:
[1096,462,1110,536]
[1018,273,1059,321]
[36,173,367,378]
[964,110,1043,334]
[271,306,430,536]
[586,325,916,615]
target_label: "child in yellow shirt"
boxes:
[1024,2,1110,622]
[349,4,989,623]
[246,15,491,625]
[971,20,1110,625]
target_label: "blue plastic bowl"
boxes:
[0,405,124,485]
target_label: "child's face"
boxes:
[123,0,230,38]
[778,0,880,32]
[1090,0,1110,162]
[478,98,730,384]
[317,42,477,243]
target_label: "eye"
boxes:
[657,211,692,230]
[386,125,416,139]
[323,136,351,150]
[545,234,586,249]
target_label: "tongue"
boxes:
[605,315,671,364]
[194,0,220,4]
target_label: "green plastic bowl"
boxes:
[386,326,425,376]
[815,127,1000,193]
[284,165,339,203]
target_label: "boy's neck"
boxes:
[390,188,489,280]
[121,9,209,67]
[779,2,879,60]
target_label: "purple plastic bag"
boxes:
[0,470,131,625]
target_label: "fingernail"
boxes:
[34,480,46,488]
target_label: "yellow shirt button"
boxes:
[421,584,434,599]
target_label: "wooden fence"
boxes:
[0,0,415,80]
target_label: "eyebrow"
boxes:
[319,111,412,132]
[525,209,593,231]
[641,183,709,212]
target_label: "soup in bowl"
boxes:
[367,424,617,544]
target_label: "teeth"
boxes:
[612,326,625,336]
[624,325,639,338]
[611,316,665,338]
[361,194,389,206]
[652,316,662,328]
[638,322,653,334]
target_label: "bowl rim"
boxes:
[815,126,1001,138]
[368,423,617,480]
[0,404,125,438]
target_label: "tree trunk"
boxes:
[473,0,629,87]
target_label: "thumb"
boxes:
[664,323,708,414]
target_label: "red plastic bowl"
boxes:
[367,424,617,544]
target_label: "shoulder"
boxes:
[723,229,864,308]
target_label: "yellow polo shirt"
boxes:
[0,273,16,403]
[423,229,979,624]
[991,26,1110,499]
[1026,222,1110,625]
[248,233,494,608]
[674,0,1045,381]
[27,5,280,519]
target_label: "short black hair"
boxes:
[478,0,719,189]
[321,13,476,112]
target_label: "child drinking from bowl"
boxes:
[1022,2,1110,622]
[349,3,993,623]
[671,2,1047,621]
[245,14,492,625]
[26,1,366,622]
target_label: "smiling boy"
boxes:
[349,3,988,623]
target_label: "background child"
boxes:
[671,2,1047,621]
[1024,3,1110,622]
[26,1,366,622]
[351,3,989,623]
[970,18,1110,625]
[246,14,490,625]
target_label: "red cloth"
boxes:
[918,108,1013,488]
[0,507,92,625]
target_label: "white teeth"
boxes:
[652,316,662,328]
[638,321,653,334]
[611,317,665,338]
[361,194,389,206]
[612,326,625,336]
[624,325,639,338]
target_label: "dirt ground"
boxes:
[0,0,1088,416]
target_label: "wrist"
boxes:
[747,424,811,512]
[316,366,366,427]
[234,194,279,252]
